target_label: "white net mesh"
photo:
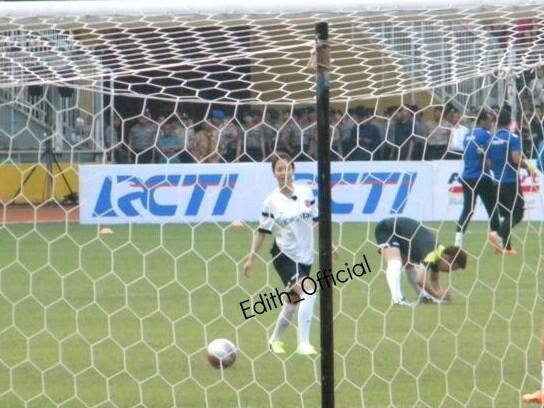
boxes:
[0,4,543,101]
[0,2,543,407]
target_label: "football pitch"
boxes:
[0,221,541,407]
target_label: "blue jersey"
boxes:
[538,141,544,172]
[488,128,522,184]
[462,127,491,180]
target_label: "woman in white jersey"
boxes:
[243,152,318,356]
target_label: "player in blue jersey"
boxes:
[538,141,544,173]
[454,109,502,250]
[487,105,536,255]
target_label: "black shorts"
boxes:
[374,219,403,251]
[374,217,436,264]
[270,242,312,288]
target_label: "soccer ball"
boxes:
[207,338,237,369]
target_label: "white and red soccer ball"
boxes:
[207,338,237,369]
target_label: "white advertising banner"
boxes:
[79,161,544,224]
[79,162,434,224]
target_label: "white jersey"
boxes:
[259,184,318,265]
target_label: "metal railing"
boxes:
[0,149,106,164]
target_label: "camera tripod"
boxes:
[13,138,79,205]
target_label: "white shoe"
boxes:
[295,343,318,356]
[393,298,415,307]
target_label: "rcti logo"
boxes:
[447,172,540,195]
[93,173,238,217]
[295,171,417,214]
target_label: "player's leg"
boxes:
[511,182,525,230]
[455,178,477,247]
[382,246,412,306]
[497,183,514,252]
[503,184,524,253]
[271,240,317,355]
[375,220,410,306]
[268,244,301,353]
[268,296,298,354]
[498,182,522,252]
[291,271,318,355]
[477,177,503,250]
[522,325,544,404]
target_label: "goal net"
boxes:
[0,1,543,407]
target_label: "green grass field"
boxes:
[0,220,542,407]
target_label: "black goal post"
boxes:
[315,21,335,408]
